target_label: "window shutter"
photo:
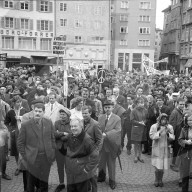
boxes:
[29,0,33,11]
[49,2,53,12]
[14,1,20,10]
[30,19,33,30]
[15,18,20,29]
[49,21,53,32]
[1,17,5,28]
[36,0,40,11]
[37,20,41,31]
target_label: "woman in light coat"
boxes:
[150,113,175,187]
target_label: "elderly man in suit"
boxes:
[44,92,69,124]
[97,100,121,190]
[113,87,125,108]
[17,103,56,192]
[82,105,103,192]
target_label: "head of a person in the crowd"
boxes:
[33,103,45,120]
[167,87,173,95]
[177,97,185,111]
[74,96,83,111]
[48,92,57,104]
[82,105,92,122]
[36,83,44,91]
[106,89,112,98]
[135,97,144,108]
[45,79,52,88]
[82,88,89,100]
[68,85,73,95]
[110,95,117,106]
[31,99,44,110]
[147,95,154,106]
[113,87,120,97]
[127,95,134,106]
[0,86,6,95]
[158,113,168,126]
[78,82,83,88]
[136,87,143,96]
[114,83,119,88]
[172,93,179,101]
[156,96,164,107]
[59,108,71,122]
[74,90,80,98]
[185,88,191,97]
[12,95,22,109]
[164,80,168,87]
[70,118,83,137]
[90,90,96,101]
[84,79,89,88]
[6,84,13,93]
[103,100,114,115]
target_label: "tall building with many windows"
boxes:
[111,0,156,71]
[154,28,163,62]
[0,0,55,72]
[55,1,111,69]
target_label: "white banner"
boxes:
[63,70,68,97]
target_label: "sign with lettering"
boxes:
[0,53,7,61]
[0,29,53,38]
[52,37,66,55]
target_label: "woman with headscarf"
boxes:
[178,115,192,192]
[150,113,175,187]
[70,96,83,120]
[130,97,148,163]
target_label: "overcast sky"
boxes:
[156,0,171,29]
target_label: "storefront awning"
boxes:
[185,59,192,67]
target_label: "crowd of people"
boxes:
[0,66,192,192]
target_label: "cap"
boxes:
[59,108,71,117]
[31,99,44,105]
[103,100,114,106]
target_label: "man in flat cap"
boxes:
[97,100,121,190]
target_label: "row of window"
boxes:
[181,27,192,42]
[111,15,150,23]
[120,1,151,9]
[1,17,53,32]
[2,0,52,12]
[120,39,150,46]
[120,27,150,34]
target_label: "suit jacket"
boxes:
[156,105,171,117]
[44,101,68,124]
[167,100,177,113]
[116,95,125,108]
[84,98,96,119]
[17,117,56,165]
[98,113,121,158]
[83,118,103,151]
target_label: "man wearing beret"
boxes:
[97,100,121,189]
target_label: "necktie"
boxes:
[105,115,109,126]
[51,104,53,111]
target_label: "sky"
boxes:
[156,0,171,29]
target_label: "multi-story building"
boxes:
[55,1,111,69]
[0,0,55,73]
[154,28,163,62]
[111,0,156,71]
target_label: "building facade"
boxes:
[55,1,111,70]
[154,28,163,62]
[0,0,55,73]
[111,0,156,71]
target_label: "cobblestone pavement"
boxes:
[1,148,191,192]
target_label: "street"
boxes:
[1,148,189,192]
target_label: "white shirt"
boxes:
[106,112,112,121]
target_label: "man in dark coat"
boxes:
[169,97,185,171]
[17,103,56,192]
[97,100,121,190]
[82,105,103,192]
[166,93,179,113]
[156,96,171,117]
[65,118,99,192]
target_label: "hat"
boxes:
[59,108,71,117]
[103,100,114,106]
[31,99,44,105]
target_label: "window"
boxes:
[138,39,150,46]
[75,4,82,14]
[20,1,29,10]
[4,1,13,8]
[94,21,101,30]
[2,36,14,49]
[40,1,48,12]
[60,3,67,11]
[120,40,128,45]
[120,1,129,9]
[118,53,124,70]
[74,20,83,28]
[40,20,49,31]
[21,19,29,30]
[94,6,102,15]
[190,27,192,41]
[139,27,150,34]
[186,28,189,42]
[140,2,151,9]
[19,37,36,50]
[91,36,104,44]
[120,15,128,21]
[75,36,82,43]
[120,26,128,33]
[5,17,14,28]
[139,15,150,22]
[40,38,52,50]
[60,19,67,27]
